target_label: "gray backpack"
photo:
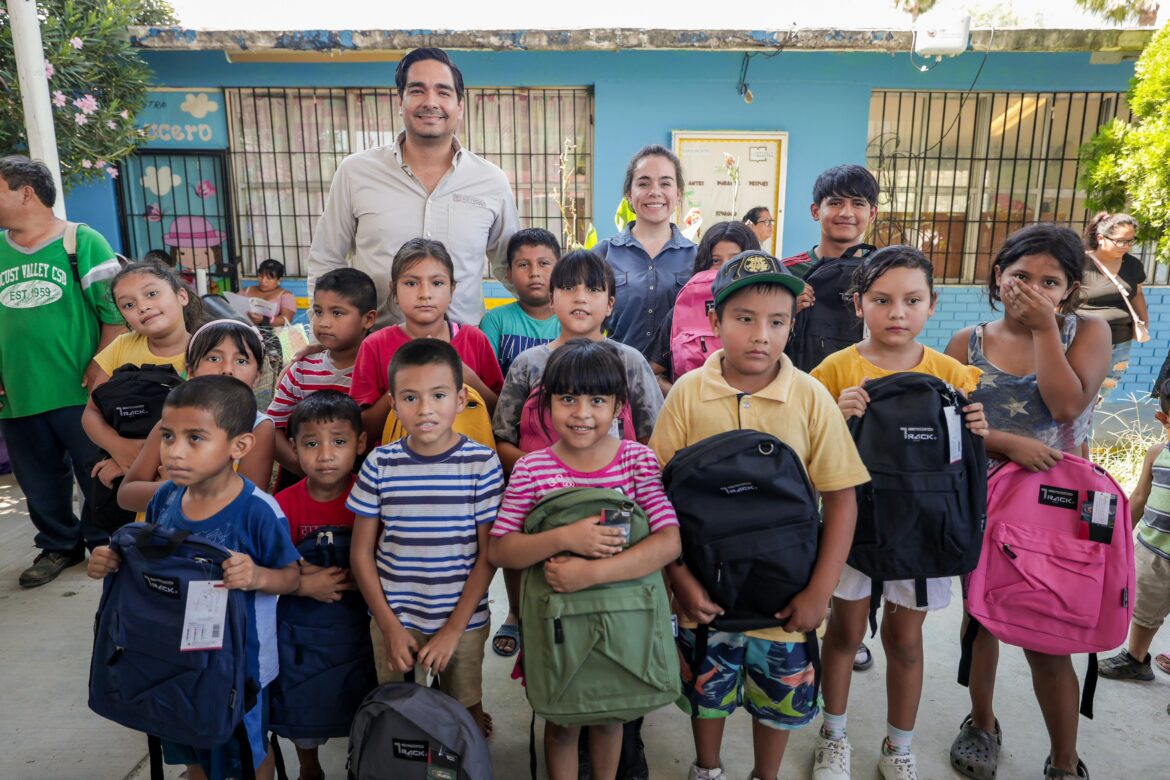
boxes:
[347,682,493,780]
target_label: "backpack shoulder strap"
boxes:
[63,222,81,283]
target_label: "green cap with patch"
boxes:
[711,250,805,306]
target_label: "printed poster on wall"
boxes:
[672,131,787,255]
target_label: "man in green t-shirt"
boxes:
[0,156,124,587]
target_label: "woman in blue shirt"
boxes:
[597,145,698,352]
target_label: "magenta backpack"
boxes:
[670,269,722,379]
[518,388,637,451]
[959,454,1134,717]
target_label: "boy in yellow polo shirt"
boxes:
[649,251,870,780]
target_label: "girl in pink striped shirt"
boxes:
[489,339,680,780]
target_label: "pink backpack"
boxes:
[961,454,1134,716]
[670,269,722,378]
[518,388,637,451]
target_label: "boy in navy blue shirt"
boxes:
[89,376,300,780]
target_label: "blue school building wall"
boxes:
[61,45,1162,397]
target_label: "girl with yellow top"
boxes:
[809,246,987,780]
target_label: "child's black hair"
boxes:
[694,221,760,275]
[812,164,879,206]
[852,244,935,298]
[142,248,175,267]
[713,282,797,320]
[164,375,256,439]
[112,261,206,333]
[391,238,456,291]
[538,339,629,419]
[987,224,1086,313]
[288,389,363,441]
[387,339,463,395]
[549,249,615,295]
[506,228,561,268]
[1158,379,1170,414]
[187,320,265,371]
[314,267,378,317]
[257,259,285,279]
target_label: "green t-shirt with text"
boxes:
[0,226,122,419]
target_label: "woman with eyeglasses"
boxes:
[742,206,775,247]
[1079,212,1149,401]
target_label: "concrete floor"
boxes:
[0,472,1167,780]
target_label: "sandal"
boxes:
[853,642,874,671]
[492,622,520,657]
[1155,653,1170,675]
[949,714,1001,780]
[1043,755,1089,778]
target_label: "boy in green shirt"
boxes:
[479,227,561,378]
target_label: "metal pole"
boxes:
[8,0,66,218]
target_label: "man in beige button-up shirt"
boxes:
[307,48,519,328]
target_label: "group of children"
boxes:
[77,151,1148,780]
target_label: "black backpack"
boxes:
[91,363,184,439]
[663,430,821,633]
[786,243,874,372]
[89,363,184,534]
[847,373,987,632]
[269,528,377,744]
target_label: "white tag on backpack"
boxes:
[180,580,228,651]
[944,406,962,463]
[1091,491,1113,527]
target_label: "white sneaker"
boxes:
[812,732,851,779]
[877,750,918,780]
[688,763,725,780]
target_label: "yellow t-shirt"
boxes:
[94,332,187,378]
[649,350,871,642]
[810,344,982,400]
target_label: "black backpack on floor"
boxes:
[663,430,821,633]
[847,373,987,631]
[786,243,874,372]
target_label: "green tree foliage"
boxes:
[0,1,175,187]
[1074,1,1160,26]
[1080,22,1170,261]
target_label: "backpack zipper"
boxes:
[700,336,707,353]
[554,617,564,644]
[1002,544,1017,560]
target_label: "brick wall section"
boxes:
[923,285,1169,400]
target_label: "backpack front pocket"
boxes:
[703,521,819,628]
[983,522,1105,630]
[534,582,674,711]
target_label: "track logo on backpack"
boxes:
[900,427,937,442]
[142,573,180,599]
[719,481,758,495]
[392,738,428,762]
[1038,485,1078,510]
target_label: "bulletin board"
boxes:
[671,130,788,254]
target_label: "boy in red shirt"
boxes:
[274,389,367,780]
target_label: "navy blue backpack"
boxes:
[269,527,377,742]
[89,523,257,778]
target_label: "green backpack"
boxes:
[520,487,680,727]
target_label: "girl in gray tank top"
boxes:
[944,225,1112,780]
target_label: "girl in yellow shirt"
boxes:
[809,246,987,780]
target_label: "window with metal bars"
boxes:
[224,87,593,277]
[866,90,1161,284]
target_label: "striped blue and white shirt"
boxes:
[347,435,504,634]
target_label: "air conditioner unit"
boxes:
[914,15,971,57]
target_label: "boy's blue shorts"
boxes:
[161,687,269,777]
[676,628,819,731]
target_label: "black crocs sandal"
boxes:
[1044,756,1089,779]
[949,714,1001,780]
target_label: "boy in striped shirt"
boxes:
[269,268,377,476]
[348,339,504,737]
